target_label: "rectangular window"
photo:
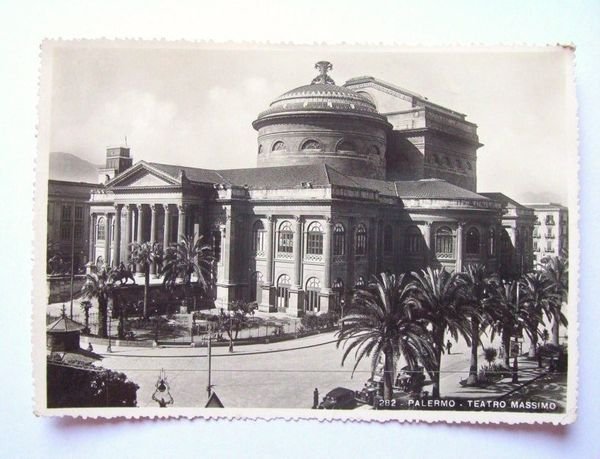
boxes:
[278,232,293,253]
[74,206,84,221]
[61,205,72,221]
[356,232,367,256]
[252,231,265,253]
[60,223,71,241]
[333,232,345,256]
[546,240,553,252]
[74,223,83,241]
[306,233,323,255]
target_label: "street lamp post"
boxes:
[206,322,213,398]
[107,305,113,353]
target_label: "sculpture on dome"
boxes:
[311,61,335,85]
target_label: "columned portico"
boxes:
[123,205,132,266]
[288,216,304,316]
[259,215,276,312]
[177,204,187,242]
[456,222,465,272]
[163,204,171,249]
[319,217,334,313]
[150,204,157,275]
[112,204,121,266]
[135,204,145,271]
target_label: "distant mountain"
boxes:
[49,152,101,183]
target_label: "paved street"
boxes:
[93,331,489,409]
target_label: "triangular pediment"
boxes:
[107,162,180,188]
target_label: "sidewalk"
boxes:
[442,356,557,401]
[85,329,340,359]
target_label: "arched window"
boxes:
[383,224,393,253]
[306,221,323,255]
[305,277,321,312]
[405,226,423,253]
[276,274,291,310]
[336,140,356,152]
[96,217,106,241]
[501,229,511,252]
[252,220,265,254]
[333,223,346,256]
[488,228,496,256]
[465,227,480,255]
[301,139,320,150]
[277,221,293,254]
[272,141,286,152]
[355,224,367,256]
[435,226,454,257]
[250,271,263,303]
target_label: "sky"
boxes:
[47,43,576,204]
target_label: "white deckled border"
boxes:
[32,40,579,424]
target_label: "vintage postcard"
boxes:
[33,41,578,423]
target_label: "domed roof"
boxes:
[253,62,388,128]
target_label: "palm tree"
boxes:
[457,264,494,386]
[521,272,557,358]
[336,273,435,400]
[540,254,568,345]
[486,277,519,368]
[161,234,213,311]
[129,241,163,318]
[404,267,473,398]
[80,267,117,338]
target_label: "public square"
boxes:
[93,331,495,409]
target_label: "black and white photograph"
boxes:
[34,42,577,422]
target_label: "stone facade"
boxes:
[56,62,541,317]
[527,203,569,265]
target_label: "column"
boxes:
[293,216,303,289]
[323,217,333,289]
[163,204,171,249]
[422,221,432,267]
[102,212,110,268]
[264,215,274,285]
[222,213,232,284]
[456,222,465,272]
[88,213,95,263]
[150,204,157,275]
[177,204,187,242]
[123,205,132,267]
[112,205,121,266]
[136,204,144,272]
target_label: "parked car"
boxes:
[318,387,357,410]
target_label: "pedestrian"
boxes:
[446,339,452,355]
[87,342,93,352]
[313,388,319,409]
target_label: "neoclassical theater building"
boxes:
[83,62,533,316]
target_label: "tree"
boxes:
[404,267,473,398]
[161,234,213,311]
[129,241,163,318]
[540,254,569,345]
[336,273,435,400]
[218,300,258,352]
[456,264,494,386]
[80,268,118,338]
[521,272,557,358]
[486,278,519,368]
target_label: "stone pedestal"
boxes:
[258,285,276,312]
[288,289,305,317]
[216,283,235,309]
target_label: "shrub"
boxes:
[301,313,319,331]
[483,347,498,366]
